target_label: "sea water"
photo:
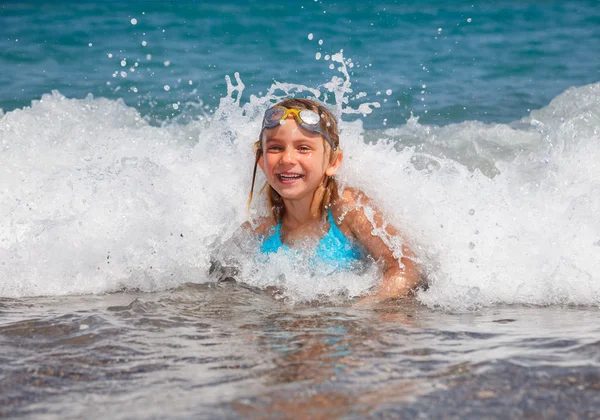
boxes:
[1,1,600,418]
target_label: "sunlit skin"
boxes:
[254,113,422,302]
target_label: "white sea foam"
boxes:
[1,69,599,309]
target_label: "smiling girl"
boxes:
[248,98,421,301]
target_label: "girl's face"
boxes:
[258,114,342,203]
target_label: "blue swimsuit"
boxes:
[260,209,362,270]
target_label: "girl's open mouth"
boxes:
[277,173,304,183]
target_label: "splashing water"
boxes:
[1,52,599,310]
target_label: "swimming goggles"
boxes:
[260,106,337,151]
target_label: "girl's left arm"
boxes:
[340,190,422,300]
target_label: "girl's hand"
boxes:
[377,261,421,300]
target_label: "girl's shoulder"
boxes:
[332,186,401,240]
[243,216,277,236]
[330,187,372,236]
[331,187,369,220]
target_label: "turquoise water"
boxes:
[2,1,600,418]
[2,1,599,126]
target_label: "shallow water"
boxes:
[2,283,599,418]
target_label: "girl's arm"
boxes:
[337,189,422,300]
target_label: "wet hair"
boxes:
[248,98,341,222]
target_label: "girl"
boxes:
[248,98,421,301]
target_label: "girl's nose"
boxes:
[281,147,298,164]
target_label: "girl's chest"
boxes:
[280,218,355,248]
[280,223,325,248]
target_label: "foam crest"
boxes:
[0,91,249,297]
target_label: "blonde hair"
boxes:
[248,98,341,222]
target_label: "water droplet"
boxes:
[469,242,476,250]
[172,103,179,110]
[467,18,472,23]
[120,71,127,78]
[121,60,127,67]
[164,85,170,91]
[308,33,314,40]
[468,209,475,216]
[469,257,475,263]
[88,43,93,47]
[163,60,171,67]
[141,40,147,47]
[131,18,138,25]
[315,52,321,60]
[107,53,113,58]
[318,39,323,45]
[386,89,392,96]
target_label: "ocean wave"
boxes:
[1,77,599,309]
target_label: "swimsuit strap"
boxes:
[325,208,350,244]
[315,209,362,264]
[260,220,284,254]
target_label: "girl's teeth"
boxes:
[280,174,301,179]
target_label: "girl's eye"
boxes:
[298,146,311,152]
[268,145,283,152]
